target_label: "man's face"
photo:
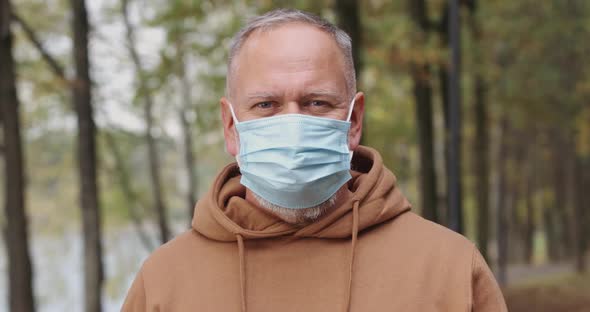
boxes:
[221,23,364,156]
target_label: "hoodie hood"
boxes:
[192,145,412,241]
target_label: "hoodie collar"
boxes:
[192,145,412,242]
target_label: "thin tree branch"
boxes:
[122,0,171,243]
[11,12,68,81]
[103,130,155,253]
[121,0,144,81]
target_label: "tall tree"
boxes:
[0,0,35,310]
[122,0,170,243]
[334,0,362,80]
[70,0,103,311]
[436,4,451,224]
[523,147,536,264]
[407,0,439,223]
[575,154,589,272]
[573,147,587,272]
[175,41,198,221]
[447,0,463,234]
[335,0,365,144]
[551,133,573,259]
[467,0,490,260]
[496,117,510,286]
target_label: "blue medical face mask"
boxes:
[228,99,355,209]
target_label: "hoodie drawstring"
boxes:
[235,200,359,312]
[345,200,360,312]
[236,234,247,312]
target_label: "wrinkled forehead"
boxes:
[228,23,348,99]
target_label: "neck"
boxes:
[244,187,347,225]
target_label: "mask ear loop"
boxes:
[227,102,242,166]
[346,97,356,122]
[347,97,356,161]
[227,101,240,124]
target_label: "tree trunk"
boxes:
[496,117,509,286]
[175,42,197,222]
[0,1,36,310]
[473,74,490,259]
[144,96,170,243]
[70,0,103,311]
[544,201,559,261]
[508,134,528,263]
[551,135,573,259]
[335,0,362,79]
[436,2,451,228]
[524,153,536,264]
[122,0,170,243]
[446,0,463,234]
[412,63,439,223]
[565,138,578,261]
[508,171,523,263]
[407,0,439,224]
[574,154,587,272]
[179,107,196,220]
[573,156,590,273]
[335,0,364,144]
[468,0,490,261]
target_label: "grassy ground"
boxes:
[504,272,590,312]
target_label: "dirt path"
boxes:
[507,261,575,286]
[504,262,590,312]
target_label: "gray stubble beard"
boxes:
[252,189,341,225]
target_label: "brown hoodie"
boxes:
[122,146,507,312]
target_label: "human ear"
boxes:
[220,97,239,156]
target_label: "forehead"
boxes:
[230,23,347,98]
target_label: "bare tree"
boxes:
[122,0,170,243]
[174,40,198,221]
[575,154,590,272]
[70,0,104,311]
[334,0,362,82]
[496,117,509,286]
[523,147,536,264]
[0,0,35,310]
[467,0,491,261]
[407,0,439,223]
[551,134,573,259]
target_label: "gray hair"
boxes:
[226,8,357,99]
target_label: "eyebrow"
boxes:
[302,90,342,101]
[246,91,280,101]
[245,90,343,102]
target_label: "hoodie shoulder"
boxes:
[141,229,213,274]
[387,212,475,249]
[369,212,506,310]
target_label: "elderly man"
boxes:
[122,9,506,312]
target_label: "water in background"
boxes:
[0,224,165,312]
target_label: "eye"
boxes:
[308,100,328,107]
[256,101,274,109]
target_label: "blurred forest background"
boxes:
[1,0,590,311]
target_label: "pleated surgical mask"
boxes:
[228,99,355,209]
